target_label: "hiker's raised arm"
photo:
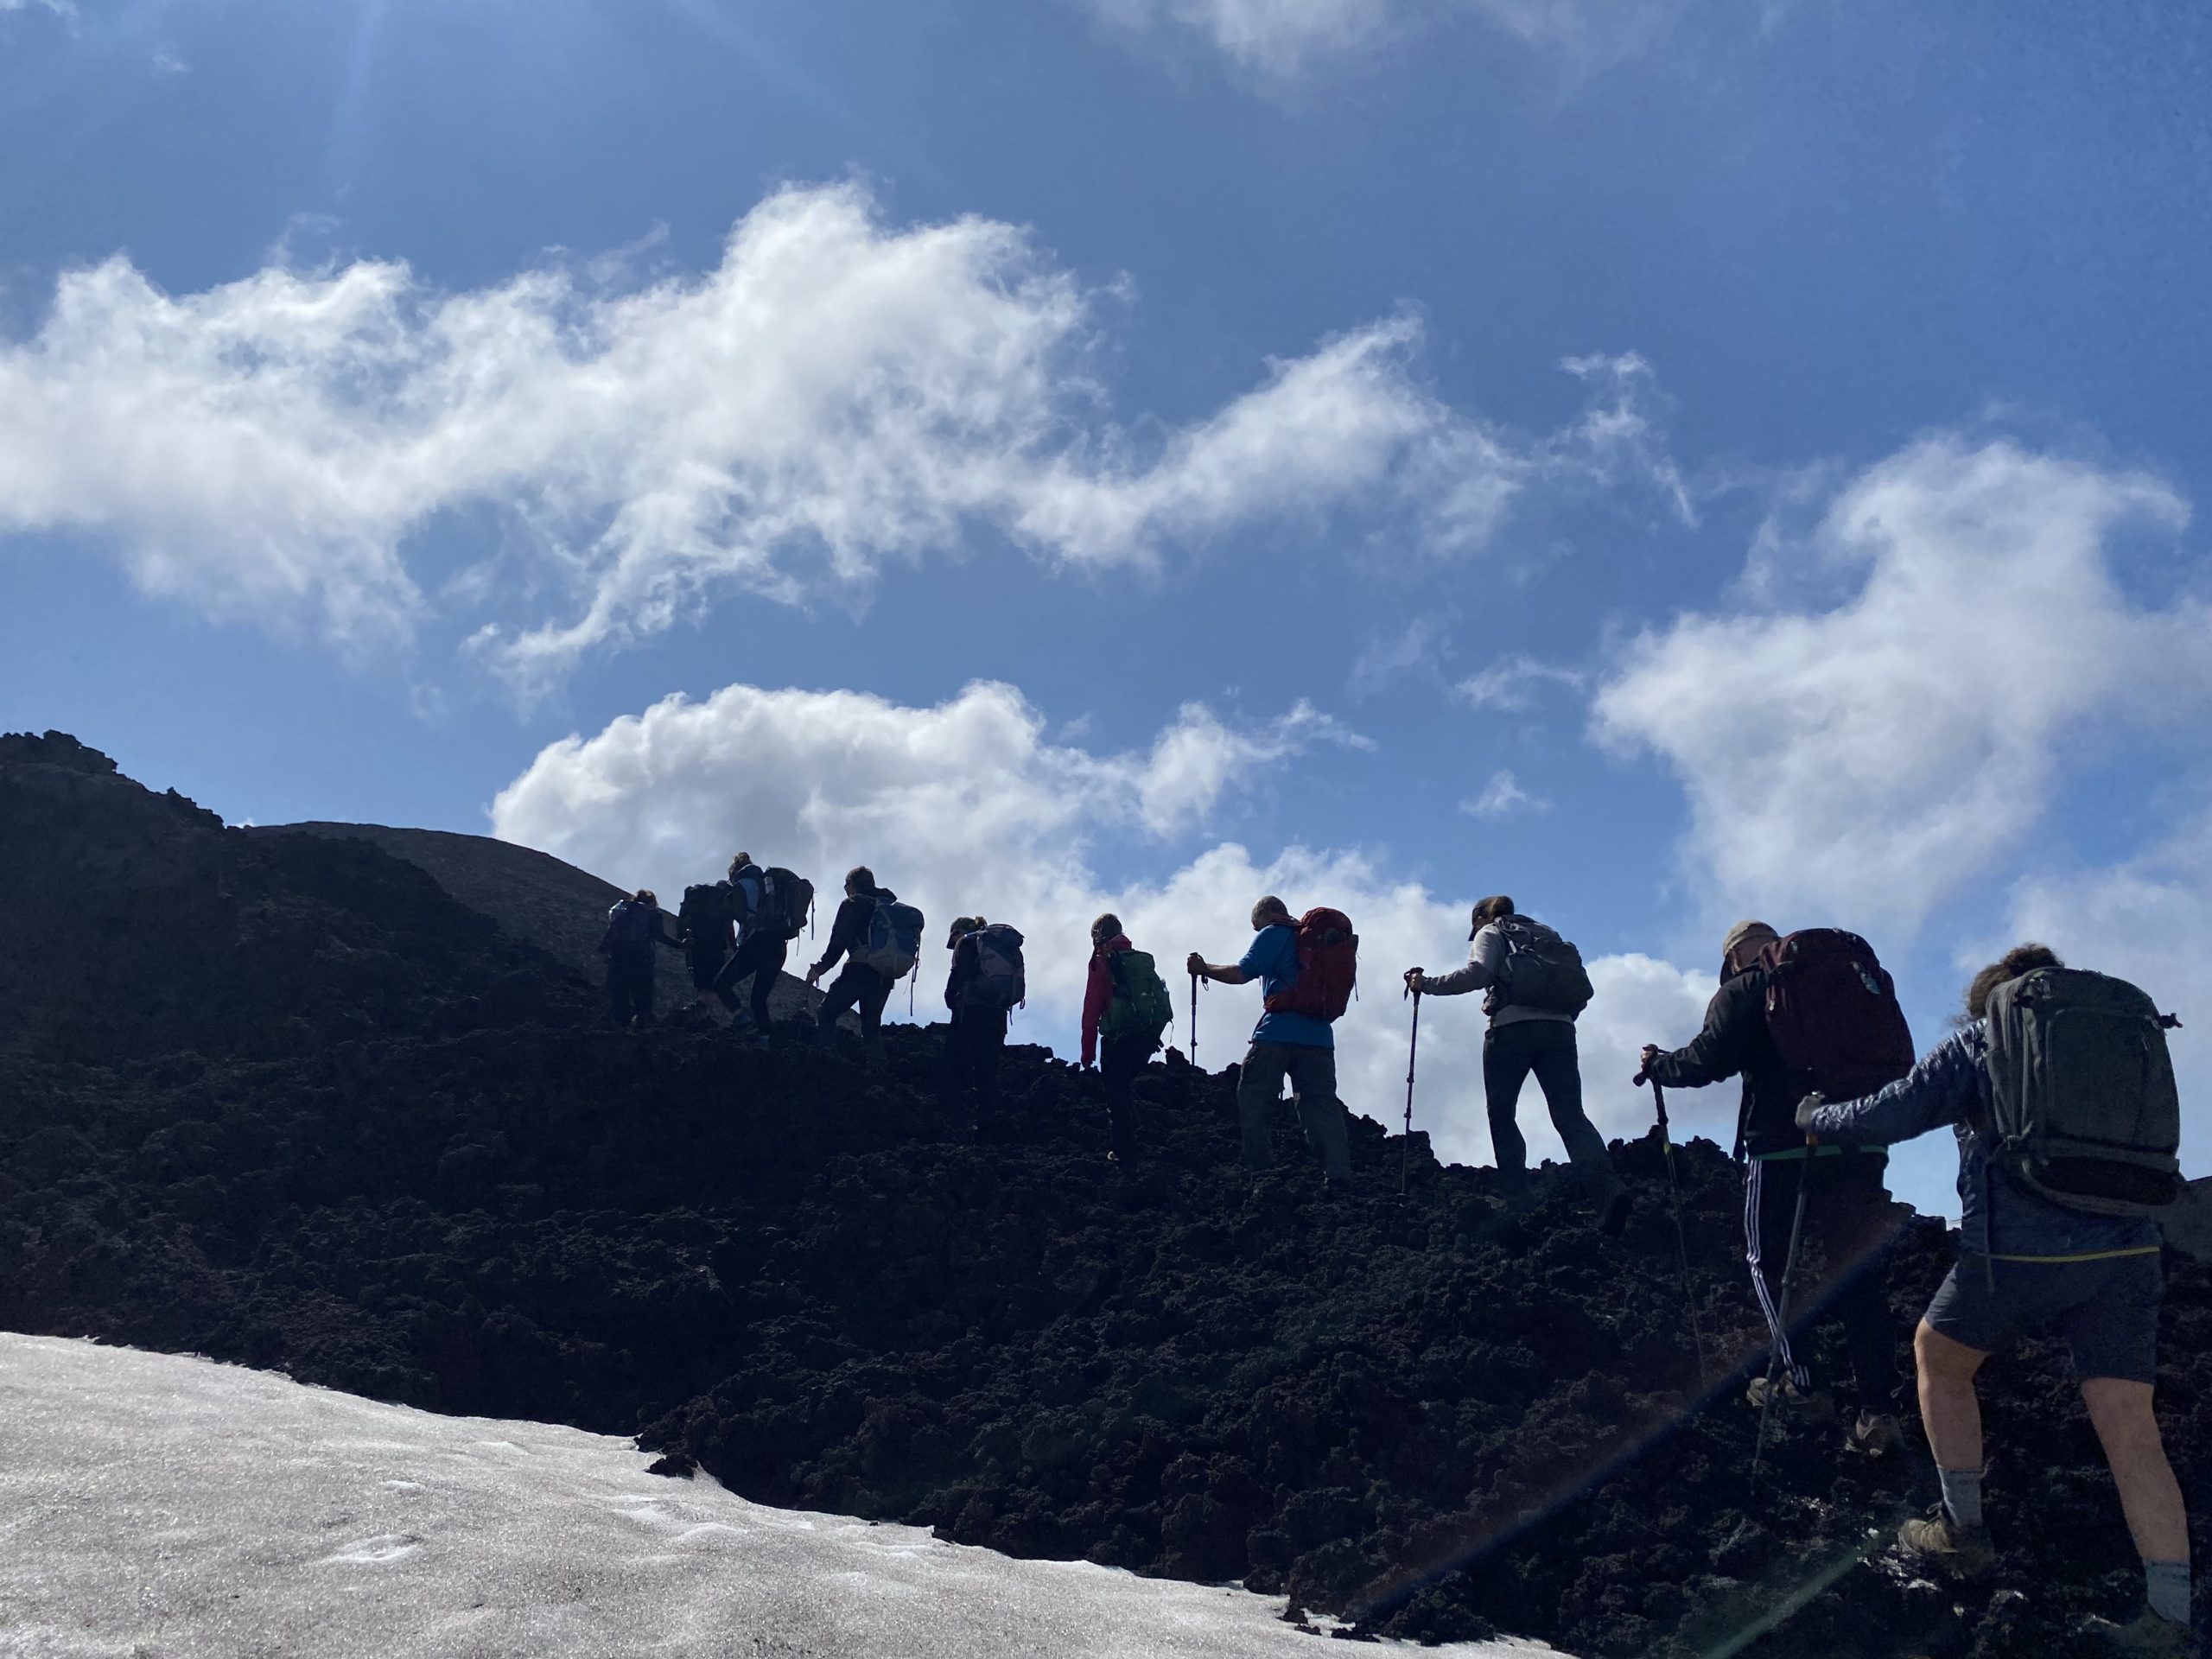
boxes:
[1188,950,1252,986]
[1802,1029,1976,1146]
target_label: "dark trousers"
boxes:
[712,932,787,1025]
[945,1010,1007,1119]
[1099,1033,1153,1160]
[1745,1150,1901,1405]
[606,952,653,1023]
[1236,1041,1352,1181]
[818,963,893,1037]
[1481,1020,1623,1203]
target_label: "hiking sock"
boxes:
[1936,1467,1984,1533]
[2145,1560,2191,1625]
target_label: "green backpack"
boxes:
[1985,967,2183,1217]
[1102,950,1173,1051]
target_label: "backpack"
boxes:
[855,895,925,979]
[604,898,654,951]
[1262,908,1357,1023]
[1758,929,1916,1102]
[679,882,736,934]
[1101,949,1173,1051]
[1984,967,2182,1217]
[754,867,814,941]
[963,923,1027,1013]
[1486,916,1594,1019]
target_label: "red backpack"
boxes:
[1758,928,1916,1103]
[1262,908,1358,1022]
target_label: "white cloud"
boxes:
[1592,435,2207,940]
[1083,0,1712,77]
[0,185,1657,694]
[1462,768,1546,818]
[1455,653,1586,710]
[492,677,1716,1166]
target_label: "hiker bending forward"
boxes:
[1187,896,1352,1189]
[598,889,677,1025]
[1407,895,1628,1232]
[1640,919,1904,1457]
[712,853,786,1033]
[1802,944,2190,1656]
[944,916,1013,1132]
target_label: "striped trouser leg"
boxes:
[1744,1158,1811,1390]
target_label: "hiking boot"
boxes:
[2082,1609,2199,1656]
[1896,1507,1995,1580]
[1745,1375,1834,1422]
[1847,1411,1906,1459]
[1599,1190,1633,1237]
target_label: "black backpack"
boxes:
[680,882,735,934]
[604,899,655,950]
[755,867,815,940]
[1488,917,1594,1019]
[1985,968,2183,1217]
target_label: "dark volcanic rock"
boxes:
[1,731,2204,1656]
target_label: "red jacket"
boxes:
[1081,935,1134,1065]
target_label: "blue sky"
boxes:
[5,0,2211,1216]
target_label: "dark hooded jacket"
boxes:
[1644,963,1845,1160]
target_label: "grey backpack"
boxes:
[1486,917,1595,1020]
[1984,967,2183,1217]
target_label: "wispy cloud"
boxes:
[1455,654,1587,710]
[0,183,1681,699]
[1462,768,1548,818]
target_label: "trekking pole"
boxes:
[1401,984,1421,1194]
[1650,1078,1710,1390]
[1190,970,1199,1067]
[1751,1133,1817,1489]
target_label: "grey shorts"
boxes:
[1924,1250,2163,1383]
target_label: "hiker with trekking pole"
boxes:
[1404,896,1630,1234]
[1401,976,1421,1193]
[1798,944,2192,1656]
[1637,920,1910,1459]
[1187,896,1356,1192]
[1644,1075,1711,1389]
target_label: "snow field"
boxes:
[0,1335,1562,1658]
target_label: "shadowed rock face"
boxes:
[256,823,827,1024]
[2,732,2206,1656]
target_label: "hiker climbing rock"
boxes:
[804,866,917,1068]
[597,888,677,1026]
[1187,896,1354,1192]
[1638,919,1908,1455]
[944,916,1023,1136]
[1083,912,1173,1164]
[1406,896,1628,1234]
[1802,944,2192,1655]
[709,853,812,1034]
[676,876,741,1021]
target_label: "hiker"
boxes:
[803,866,917,1067]
[1187,896,1354,1190]
[676,877,740,1020]
[1405,896,1629,1234]
[1637,920,1905,1455]
[709,853,811,1033]
[1799,944,2190,1654]
[944,916,1024,1135]
[1082,912,1173,1164]
[597,888,677,1025]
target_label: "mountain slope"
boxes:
[0,731,2204,1657]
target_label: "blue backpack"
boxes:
[856,897,925,979]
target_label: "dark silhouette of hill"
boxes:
[257,822,825,1023]
[0,729,2203,1656]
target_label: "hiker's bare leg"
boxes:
[2082,1376,2190,1565]
[1915,1320,1987,1473]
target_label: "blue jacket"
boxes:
[1803,1021,2161,1263]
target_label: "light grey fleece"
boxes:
[1418,921,1571,1028]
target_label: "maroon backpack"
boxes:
[1758,928,1916,1103]
[1263,908,1358,1022]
